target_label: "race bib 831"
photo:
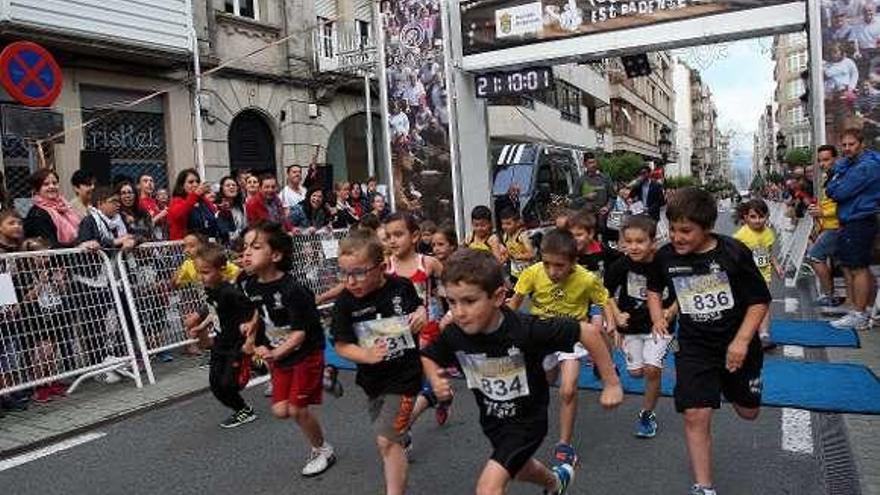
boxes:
[354,316,415,360]
[672,272,735,315]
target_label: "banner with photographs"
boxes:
[821,0,880,146]
[380,0,455,225]
[461,0,795,55]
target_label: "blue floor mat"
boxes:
[577,351,880,414]
[770,319,860,348]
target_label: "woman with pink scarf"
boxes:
[24,169,82,248]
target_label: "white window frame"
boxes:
[227,0,260,21]
[787,79,805,100]
[318,17,336,58]
[356,20,371,49]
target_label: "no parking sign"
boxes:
[0,41,62,107]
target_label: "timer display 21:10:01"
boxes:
[474,68,553,98]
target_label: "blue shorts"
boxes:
[837,217,878,268]
[807,229,840,263]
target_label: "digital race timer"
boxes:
[474,67,553,98]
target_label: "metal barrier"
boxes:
[0,248,142,396]
[117,241,208,384]
[779,215,814,287]
[290,229,348,299]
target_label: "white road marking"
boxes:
[0,432,106,472]
[782,345,805,358]
[785,298,799,313]
[782,408,814,455]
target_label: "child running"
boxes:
[331,229,427,495]
[499,208,534,288]
[733,198,782,346]
[464,205,507,263]
[422,249,623,495]
[381,212,452,428]
[569,210,610,275]
[239,222,335,477]
[507,229,615,465]
[185,244,259,428]
[604,215,676,438]
[647,188,771,495]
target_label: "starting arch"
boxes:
[376,0,820,234]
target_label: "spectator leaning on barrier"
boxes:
[69,169,96,219]
[76,186,137,251]
[24,169,82,249]
[168,168,220,241]
[117,180,153,243]
[825,128,880,330]
[281,165,307,212]
[290,187,329,231]
[246,173,291,230]
[807,145,846,308]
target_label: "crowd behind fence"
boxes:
[0,230,350,397]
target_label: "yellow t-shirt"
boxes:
[465,233,494,253]
[514,262,608,320]
[818,197,840,231]
[503,229,533,277]
[176,258,241,285]
[733,226,775,283]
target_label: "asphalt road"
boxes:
[0,207,837,495]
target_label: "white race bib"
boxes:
[673,272,735,315]
[753,247,770,268]
[354,316,415,360]
[607,210,624,231]
[627,272,648,300]
[457,352,530,402]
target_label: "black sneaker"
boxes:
[220,406,257,429]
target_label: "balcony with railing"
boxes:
[313,21,377,75]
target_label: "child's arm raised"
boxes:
[577,321,623,409]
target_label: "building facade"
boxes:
[607,52,676,165]
[715,131,732,182]
[487,63,611,154]
[691,73,720,183]
[773,32,811,153]
[753,103,778,177]
[671,59,694,178]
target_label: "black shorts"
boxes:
[837,217,878,268]
[674,338,763,413]
[485,420,548,476]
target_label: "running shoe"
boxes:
[32,386,52,404]
[219,406,257,429]
[830,311,862,329]
[688,484,717,495]
[435,400,451,425]
[302,443,336,477]
[323,365,344,398]
[635,410,658,438]
[157,351,174,363]
[544,463,575,495]
[552,443,579,467]
[48,381,67,397]
[815,294,844,307]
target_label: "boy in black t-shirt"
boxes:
[239,223,335,478]
[330,229,427,495]
[646,188,771,495]
[604,216,677,439]
[422,249,623,495]
[186,244,260,429]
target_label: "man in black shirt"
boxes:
[646,188,770,495]
[421,249,622,495]
[330,229,426,495]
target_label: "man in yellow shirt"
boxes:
[508,229,614,468]
[807,145,845,308]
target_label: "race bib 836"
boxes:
[672,272,735,315]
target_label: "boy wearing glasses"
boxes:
[331,229,427,495]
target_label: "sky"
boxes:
[673,37,777,174]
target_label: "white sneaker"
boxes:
[302,443,336,477]
[854,313,872,331]
[830,311,860,329]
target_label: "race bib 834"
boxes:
[456,351,530,402]
[672,272,735,315]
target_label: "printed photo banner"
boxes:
[380,0,456,225]
[460,0,798,55]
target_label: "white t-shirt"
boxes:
[281,184,307,209]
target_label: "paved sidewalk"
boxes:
[0,356,210,457]
[828,328,880,495]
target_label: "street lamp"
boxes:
[658,124,672,164]
[775,130,787,169]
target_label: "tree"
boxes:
[599,152,645,184]
[665,175,696,189]
[749,174,765,192]
[785,147,811,168]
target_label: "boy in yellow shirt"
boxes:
[733,199,782,346]
[464,205,507,263]
[508,229,614,466]
[175,232,240,286]
[499,207,534,288]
